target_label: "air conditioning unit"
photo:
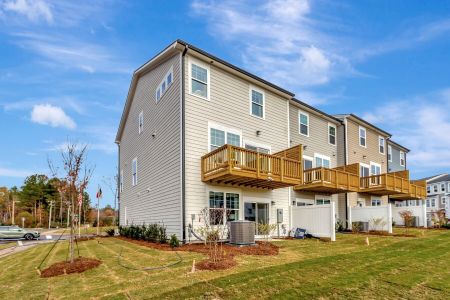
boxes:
[409,216,419,227]
[229,221,255,245]
[352,221,369,232]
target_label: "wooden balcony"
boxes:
[360,170,410,196]
[390,180,427,200]
[201,144,303,189]
[293,166,360,194]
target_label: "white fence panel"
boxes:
[349,205,393,233]
[392,204,427,227]
[290,202,336,241]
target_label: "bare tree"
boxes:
[398,210,413,234]
[49,142,93,263]
[102,168,119,227]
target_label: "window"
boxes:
[132,158,138,186]
[434,185,438,193]
[315,154,330,168]
[120,170,123,193]
[209,192,240,224]
[250,89,264,118]
[359,126,366,147]
[167,72,172,86]
[388,145,392,162]
[191,63,208,99]
[208,124,241,151]
[426,199,430,207]
[245,143,270,154]
[303,156,313,170]
[441,183,445,192]
[370,162,381,175]
[138,111,143,134]
[371,199,381,206]
[431,198,436,207]
[299,111,309,136]
[328,124,336,145]
[427,186,431,194]
[316,198,331,205]
[295,199,314,206]
[379,136,385,154]
[156,66,173,103]
[442,197,447,205]
[360,164,370,177]
[156,88,161,102]
[400,151,405,166]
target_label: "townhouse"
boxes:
[387,140,408,173]
[424,174,450,215]
[116,40,426,240]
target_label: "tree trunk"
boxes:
[69,192,75,263]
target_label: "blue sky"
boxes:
[1,0,450,206]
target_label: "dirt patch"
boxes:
[196,256,237,271]
[117,236,279,256]
[40,257,101,278]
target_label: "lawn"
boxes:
[0,242,16,250]
[0,229,449,299]
[48,226,115,235]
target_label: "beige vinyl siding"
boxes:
[184,53,291,233]
[119,53,182,237]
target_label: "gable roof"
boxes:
[387,139,410,152]
[115,40,295,143]
[428,174,450,184]
[291,98,342,124]
[333,113,391,137]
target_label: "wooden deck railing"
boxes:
[360,172,410,194]
[201,144,303,185]
[302,167,359,190]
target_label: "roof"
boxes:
[333,113,391,137]
[427,174,450,184]
[116,40,295,143]
[387,139,410,152]
[291,98,342,124]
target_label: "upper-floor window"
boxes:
[250,88,264,118]
[441,183,445,192]
[303,156,313,170]
[120,170,123,193]
[245,142,270,154]
[138,111,143,134]
[132,158,138,186]
[328,124,336,145]
[359,126,366,147]
[315,154,330,168]
[379,136,385,154]
[209,123,241,151]
[360,163,370,177]
[156,66,174,103]
[434,185,438,193]
[299,111,309,136]
[191,62,209,99]
[442,197,447,205]
[427,186,430,194]
[388,145,392,162]
[431,198,436,207]
[400,151,405,166]
[370,162,381,175]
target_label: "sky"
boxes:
[1,0,450,207]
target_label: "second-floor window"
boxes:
[299,111,309,136]
[434,185,438,193]
[250,89,264,118]
[132,158,138,186]
[441,183,445,192]
[400,151,405,166]
[191,63,208,99]
[303,156,313,170]
[359,126,366,147]
[315,154,330,168]
[209,125,241,151]
[120,170,123,193]
[388,145,392,162]
[328,124,336,145]
[379,136,385,154]
[138,111,143,134]
[427,186,430,194]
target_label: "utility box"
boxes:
[277,209,283,223]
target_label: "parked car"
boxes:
[0,225,40,240]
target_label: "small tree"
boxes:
[432,209,447,228]
[399,210,413,234]
[197,207,230,263]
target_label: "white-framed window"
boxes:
[303,155,313,170]
[315,197,331,205]
[138,111,143,134]
[388,145,392,162]
[328,123,336,145]
[190,60,209,99]
[431,198,436,207]
[400,151,405,166]
[371,198,381,206]
[426,199,430,207]
[434,185,438,193]
[209,191,240,224]
[427,186,431,194]
[360,163,370,177]
[120,170,123,193]
[250,87,265,119]
[359,126,367,147]
[442,197,447,205]
[132,158,138,186]
[441,183,445,192]
[379,136,385,154]
[298,111,309,136]
[314,153,330,168]
[244,141,271,154]
[155,66,174,103]
[370,162,381,175]
[295,199,314,206]
[208,122,242,151]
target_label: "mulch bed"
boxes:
[195,255,237,271]
[40,257,102,278]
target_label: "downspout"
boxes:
[181,45,188,242]
[117,142,120,226]
[343,119,349,228]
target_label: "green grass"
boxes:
[0,242,16,250]
[0,229,449,299]
[49,226,115,235]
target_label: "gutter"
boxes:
[181,45,188,242]
[343,120,349,228]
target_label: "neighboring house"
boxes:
[425,174,450,216]
[387,140,408,173]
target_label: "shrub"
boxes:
[119,223,168,243]
[16,211,33,228]
[105,228,115,236]
[169,234,180,248]
[159,225,167,243]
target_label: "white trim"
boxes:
[155,65,174,103]
[314,194,331,205]
[399,151,405,167]
[207,121,242,152]
[188,57,210,101]
[359,126,367,148]
[207,187,243,222]
[120,169,124,193]
[131,157,138,186]
[314,153,331,168]
[243,140,271,153]
[378,136,385,154]
[249,85,265,119]
[298,110,309,137]
[360,162,370,177]
[328,123,337,146]
[388,145,392,162]
[369,161,381,175]
[138,110,143,134]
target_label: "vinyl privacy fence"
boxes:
[392,204,427,227]
[290,202,336,241]
[349,205,393,233]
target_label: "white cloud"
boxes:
[31,103,76,129]
[2,0,53,23]
[0,166,33,177]
[362,89,450,174]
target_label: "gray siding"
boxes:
[387,143,406,172]
[119,53,182,237]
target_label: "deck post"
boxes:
[280,157,285,182]
[227,145,233,173]
[256,152,260,179]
